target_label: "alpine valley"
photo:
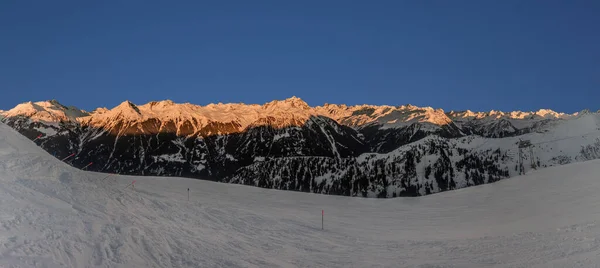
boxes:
[2,97,599,197]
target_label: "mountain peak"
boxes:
[578,109,591,115]
[114,100,142,116]
[2,100,87,122]
[91,107,109,114]
[146,100,175,108]
[48,99,61,106]
[285,96,309,108]
[264,96,310,110]
[446,108,575,121]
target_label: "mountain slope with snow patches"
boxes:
[227,112,600,197]
[3,120,600,267]
[1,97,599,197]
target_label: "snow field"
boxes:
[2,123,600,267]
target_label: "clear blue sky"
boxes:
[0,0,598,113]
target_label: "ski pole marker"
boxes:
[82,162,93,170]
[123,180,136,190]
[100,173,113,181]
[32,134,43,142]
[61,153,75,161]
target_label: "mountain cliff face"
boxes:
[2,97,600,197]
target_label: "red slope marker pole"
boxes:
[322,210,324,230]
[187,188,190,201]
[101,173,116,182]
[61,153,75,161]
[32,134,43,142]
[82,162,93,170]
[123,180,136,190]
[100,174,112,182]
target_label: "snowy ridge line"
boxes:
[527,129,600,145]
[467,128,600,153]
[1,98,595,131]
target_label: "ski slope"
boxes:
[2,123,600,267]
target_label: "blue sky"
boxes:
[0,0,598,113]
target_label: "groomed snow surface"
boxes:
[2,123,600,268]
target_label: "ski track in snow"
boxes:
[2,123,600,267]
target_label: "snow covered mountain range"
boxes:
[6,112,600,267]
[2,97,600,197]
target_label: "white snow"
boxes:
[447,108,572,121]
[152,154,186,163]
[3,117,600,267]
[342,111,600,197]
[315,103,454,129]
[1,100,88,122]
[272,132,291,141]
[33,126,58,137]
[465,112,600,162]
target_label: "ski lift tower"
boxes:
[517,139,535,174]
